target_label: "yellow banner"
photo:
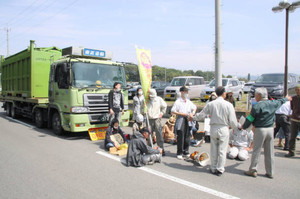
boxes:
[135,47,152,110]
[88,127,108,141]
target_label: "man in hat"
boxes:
[171,86,197,160]
[126,127,162,167]
[241,87,291,178]
[146,89,167,156]
[189,86,239,176]
[163,115,176,144]
[285,84,300,157]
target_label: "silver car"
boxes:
[200,78,243,101]
[164,76,206,100]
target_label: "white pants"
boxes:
[228,146,249,161]
[210,125,229,173]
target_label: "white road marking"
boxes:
[96,150,240,199]
[5,116,36,128]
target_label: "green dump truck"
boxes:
[0,40,130,135]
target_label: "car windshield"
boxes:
[170,78,187,86]
[151,81,160,88]
[208,79,228,87]
[71,62,126,88]
[256,74,284,84]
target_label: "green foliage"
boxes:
[124,64,216,83]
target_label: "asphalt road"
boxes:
[1,104,300,199]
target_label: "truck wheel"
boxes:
[35,109,44,128]
[52,112,64,135]
[6,103,11,117]
[11,104,18,119]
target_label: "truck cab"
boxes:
[48,47,129,134]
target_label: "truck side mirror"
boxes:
[62,63,68,73]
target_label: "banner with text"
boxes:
[135,46,152,111]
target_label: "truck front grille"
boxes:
[83,94,109,124]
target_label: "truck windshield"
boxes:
[170,78,187,86]
[208,79,228,87]
[71,62,126,88]
[256,74,284,84]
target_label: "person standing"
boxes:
[242,88,291,179]
[146,89,167,156]
[286,84,300,157]
[190,86,240,176]
[274,101,292,150]
[108,82,124,124]
[133,87,145,121]
[171,86,196,159]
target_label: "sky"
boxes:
[0,0,299,78]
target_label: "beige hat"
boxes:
[168,117,175,126]
[149,89,157,98]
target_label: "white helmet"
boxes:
[136,114,144,123]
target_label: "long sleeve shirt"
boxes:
[291,95,300,121]
[108,89,124,111]
[133,95,145,120]
[243,98,288,129]
[229,128,253,148]
[146,96,167,119]
[193,97,239,129]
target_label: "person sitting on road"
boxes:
[228,119,253,161]
[163,115,176,144]
[132,114,145,134]
[105,118,126,150]
[126,127,162,167]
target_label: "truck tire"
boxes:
[35,109,44,128]
[11,104,18,119]
[6,103,11,117]
[52,112,64,135]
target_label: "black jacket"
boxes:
[104,126,126,146]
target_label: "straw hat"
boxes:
[167,115,176,126]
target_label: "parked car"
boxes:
[243,82,254,94]
[128,82,141,99]
[151,81,169,97]
[250,73,299,99]
[164,76,206,100]
[200,78,243,101]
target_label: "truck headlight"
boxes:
[70,107,88,113]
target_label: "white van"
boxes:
[200,78,243,101]
[164,76,205,100]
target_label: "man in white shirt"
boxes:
[171,86,197,160]
[189,86,240,176]
[146,89,167,156]
[228,126,253,161]
[274,101,291,150]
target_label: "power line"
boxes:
[5,0,40,26]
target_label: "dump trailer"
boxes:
[0,40,130,135]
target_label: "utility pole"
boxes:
[1,27,11,57]
[215,0,222,87]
